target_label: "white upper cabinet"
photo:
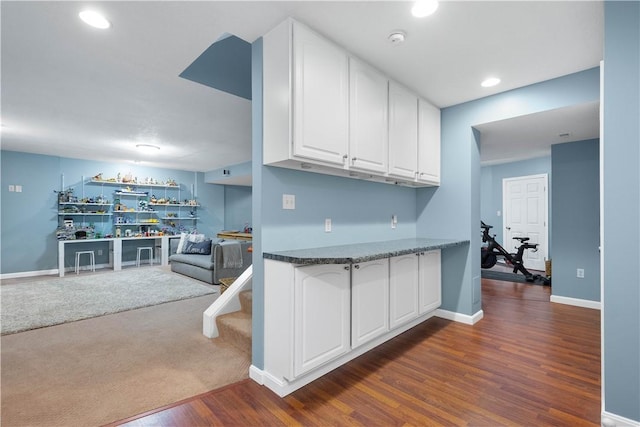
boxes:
[388,82,419,180]
[263,18,440,187]
[349,58,389,174]
[292,21,349,165]
[417,99,441,185]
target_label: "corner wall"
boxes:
[602,1,640,423]
[551,139,600,303]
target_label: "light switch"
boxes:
[282,194,295,210]
[15,185,22,193]
[325,218,332,232]
[8,185,15,192]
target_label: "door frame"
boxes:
[502,173,549,270]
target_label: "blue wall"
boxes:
[551,139,600,303]
[480,156,552,248]
[224,185,252,231]
[416,68,600,317]
[603,1,640,422]
[0,150,225,275]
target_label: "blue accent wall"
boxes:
[603,1,640,422]
[551,139,600,302]
[480,156,552,249]
[0,150,224,275]
[416,68,600,316]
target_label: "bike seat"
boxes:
[513,236,530,242]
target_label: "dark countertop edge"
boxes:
[263,239,469,265]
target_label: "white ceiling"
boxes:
[0,1,603,172]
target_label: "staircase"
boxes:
[215,290,252,355]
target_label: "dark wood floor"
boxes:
[111,279,601,426]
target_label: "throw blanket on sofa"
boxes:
[220,240,243,268]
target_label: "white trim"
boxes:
[602,411,640,427]
[435,309,484,325]
[599,59,606,416]
[550,295,601,310]
[249,365,264,385]
[0,269,59,280]
[202,265,253,338]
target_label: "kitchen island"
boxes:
[256,238,469,397]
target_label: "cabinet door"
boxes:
[388,81,418,179]
[349,58,388,174]
[417,99,441,185]
[351,259,389,348]
[292,22,349,166]
[294,263,351,377]
[418,250,442,314]
[389,254,419,328]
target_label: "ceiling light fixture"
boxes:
[136,144,160,153]
[79,10,111,29]
[412,0,439,18]
[481,77,501,88]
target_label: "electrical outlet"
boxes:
[98,249,103,256]
[577,268,585,278]
[391,214,397,229]
[325,218,332,232]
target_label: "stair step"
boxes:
[239,290,252,315]
[216,311,251,355]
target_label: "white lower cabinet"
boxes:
[389,254,420,328]
[351,259,390,348]
[293,263,351,377]
[419,250,442,314]
[263,249,441,396]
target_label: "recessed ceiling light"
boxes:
[481,77,501,88]
[412,0,439,18]
[79,10,111,29]
[136,144,160,153]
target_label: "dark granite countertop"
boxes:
[263,238,469,265]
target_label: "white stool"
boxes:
[136,247,154,267]
[75,251,95,274]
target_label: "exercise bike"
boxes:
[481,221,550,285]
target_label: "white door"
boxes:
[388,81,418,179]
[418,250,441,314]
[351,259,389,348]
[349,57,389,174]
[292,21,349,165]
[293,263,351,377]
[389,254,419,328]
[503,174,548,271]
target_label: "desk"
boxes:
[58,236,180,277]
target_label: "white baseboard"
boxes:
[0,269,58,280]
[249,365,264,385]
[550,295,601,310]
[435,308,484,325]
[602,411,640,427]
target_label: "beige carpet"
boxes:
[1,293,251,427]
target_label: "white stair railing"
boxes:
[203,264,252,338]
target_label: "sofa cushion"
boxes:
[169,253,215,270]
[183,239,212,255]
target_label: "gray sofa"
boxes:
[169,238,252,284]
